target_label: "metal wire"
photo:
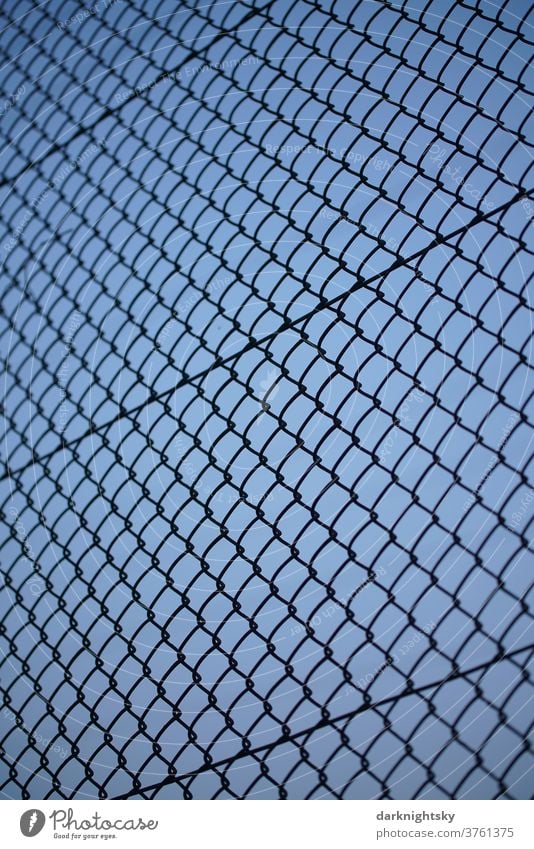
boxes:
[0,0,533,800]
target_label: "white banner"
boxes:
[2,800,532,848]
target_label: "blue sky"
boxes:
[0,0,532,799]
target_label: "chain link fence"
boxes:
[0,0,533,799]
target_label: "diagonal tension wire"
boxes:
[1,0,532,801]
[0,0,276,191]
[2,187,530,482]
[115,642,534,799]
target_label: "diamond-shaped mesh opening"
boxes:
[0,0,533,800]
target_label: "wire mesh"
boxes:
[0,0,533,800]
